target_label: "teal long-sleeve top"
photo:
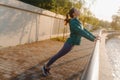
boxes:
[66,18,96,45]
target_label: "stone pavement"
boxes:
[0,38,95,80]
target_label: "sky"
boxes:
[85,0,120,22]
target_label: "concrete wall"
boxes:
[0,0,69,47]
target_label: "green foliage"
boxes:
[19,0,113,31]
[79,7,100,30]
[51,37,67,42]
[50,0,72,15]
[111,16,120,30]
[111,9,120,30]
[19,0,53,9]
[99,20,111,30]
[19,0,82,15]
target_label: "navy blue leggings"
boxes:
[46,42,74,67]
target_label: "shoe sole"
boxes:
[41,67,48,77]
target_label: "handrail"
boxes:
[81,30,102,80]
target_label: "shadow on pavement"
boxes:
[10,54,90,80]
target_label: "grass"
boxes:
[51,37,67,42]
[0,45,2,47]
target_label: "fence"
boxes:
[0,0,69,47]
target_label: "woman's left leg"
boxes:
[42,42,74,76]
[46,42,74,67]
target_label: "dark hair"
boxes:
[64,8,75,25]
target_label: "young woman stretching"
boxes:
[42,8,100,76]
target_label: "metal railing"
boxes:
[81,30,102,80]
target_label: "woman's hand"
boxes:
[94,36,101,42]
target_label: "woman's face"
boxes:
[73,9,80,17]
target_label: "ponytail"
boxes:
[64,8,75,25]
[64,13,70,25]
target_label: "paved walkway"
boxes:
[0,38,95,80]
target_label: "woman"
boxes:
[42,8,100,76]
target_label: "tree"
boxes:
[19,0,82,15]
[78,7,100,30]
[111,15,120,30]
[19,0,54,10]
[111,8,120,30]
[20,0,103,30]
[99,20,111,30]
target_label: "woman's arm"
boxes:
[70,21,96,42]
[84,28,96,38]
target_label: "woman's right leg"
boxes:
[46,42,74,68]
[42,42,74,76]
